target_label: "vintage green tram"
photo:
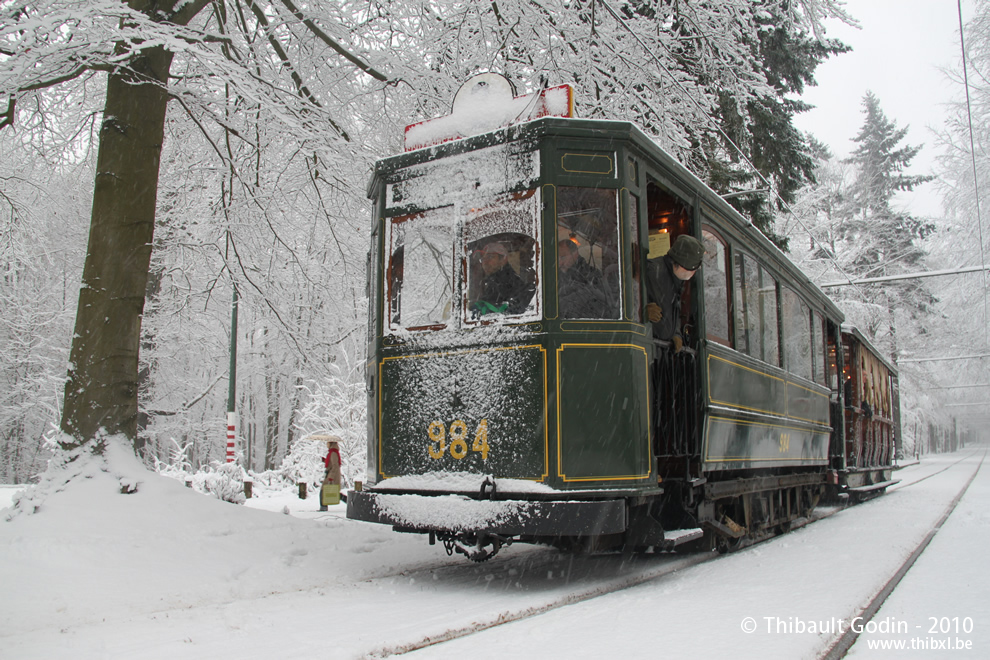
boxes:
[347,77,854,559]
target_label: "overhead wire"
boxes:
[956,0,990,346]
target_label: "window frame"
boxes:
[701,226,732,347]
[385,208,457,332]
[781,285,814,382]
[461,189,542,327]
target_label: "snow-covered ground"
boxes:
[1,441,986,659]
[848,449,990,658]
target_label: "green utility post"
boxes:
[226,282,238,463]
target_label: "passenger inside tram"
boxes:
[474,242,530,315]
[557,237,612,318]
[466,232,537,318]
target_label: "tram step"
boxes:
[660,528,704,550]
[846,479,900,493]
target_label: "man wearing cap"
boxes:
[644,234,705,352]
[475,242,531,315]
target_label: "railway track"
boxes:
[362,451,986,659]
[889,448,983,490]
[819,448,986,659]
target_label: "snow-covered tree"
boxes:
[846,93,935,354]
[0,138,90,482]
[288,340,367,490]
[1,0,855,482]
[787,92,954,453]
[708,3,850,247]
[781,136,853,271]
[1,0,385,459]
[930,0,990,439]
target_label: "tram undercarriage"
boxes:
[348,468,829,561]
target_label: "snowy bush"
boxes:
[151,440,247,504]
[151,439,193,481]
[196,461,246,504]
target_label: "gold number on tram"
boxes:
[427,419,490,461]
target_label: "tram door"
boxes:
[645,181,699,473]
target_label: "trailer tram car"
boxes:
[347,76,897,561]
[831,327,902,501]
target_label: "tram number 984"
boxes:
[428,419,490,461]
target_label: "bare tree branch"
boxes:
[225,232,308,357]
[169,0,214,26]
[276,0,388,82]
[240,0,350,141]
[0,97,13,131]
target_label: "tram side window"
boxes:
[760,266,780,366]
[734,254,779,364]
[733,254,755,357]
[781,286,813,381]
[387,210,455,330]
[842,341,855,406]
[555,186,621,319]
[702,227,731,345]
[464,190,540,321]
[629,194,641,319]
[827,329,840,391]
[812,312,828,386]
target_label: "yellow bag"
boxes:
[321,483,340,506]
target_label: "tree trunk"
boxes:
[265,373,281,471]
[60,46,175,449]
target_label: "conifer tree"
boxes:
[843,92,935,357]
[706,5,849,249]
[849,91,934,217]
[845,92,934,273]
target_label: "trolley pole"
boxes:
[226,283,238,464]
